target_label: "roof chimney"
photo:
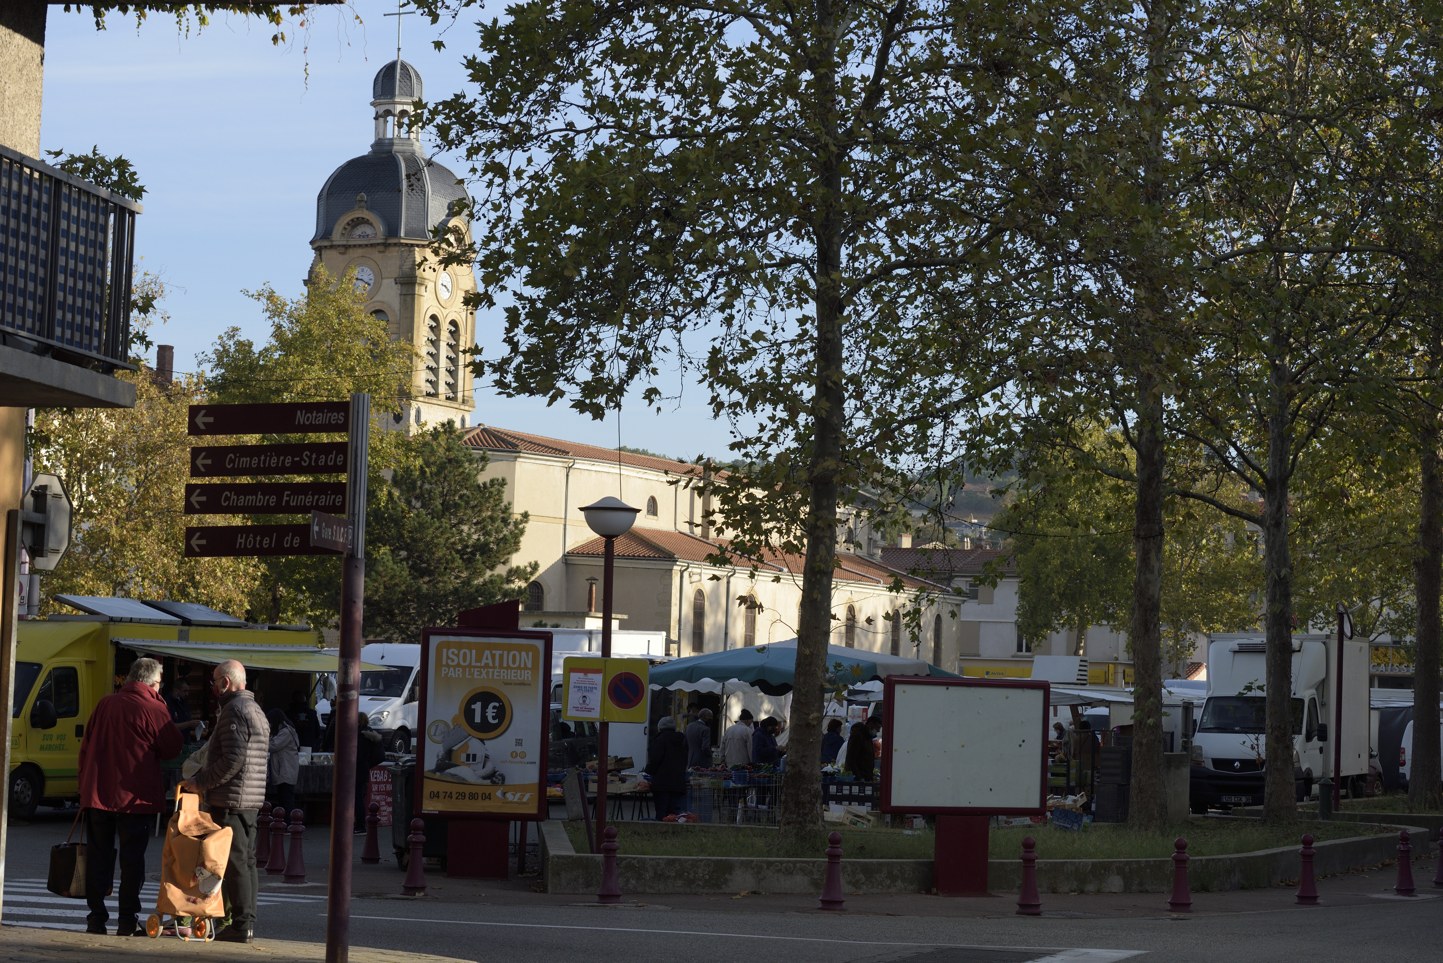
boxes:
[154,345,174,386]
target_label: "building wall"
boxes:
[483,444,960,663]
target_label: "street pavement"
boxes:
[1,808,1439,962]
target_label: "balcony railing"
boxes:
[0,143,141,374]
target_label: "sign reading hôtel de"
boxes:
[184,401,353,558]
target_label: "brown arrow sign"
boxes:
[188,401,350,436]
[184,524,334,557]
[190,442,348,478]
[184,482,346,515]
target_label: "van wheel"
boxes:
[389,729,411,754]
[9,767,41,819]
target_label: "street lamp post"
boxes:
[581,496,639,853]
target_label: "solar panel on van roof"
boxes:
[54,595,181,623]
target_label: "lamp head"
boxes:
[581,496,639,539]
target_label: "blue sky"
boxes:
[39,2,732,462]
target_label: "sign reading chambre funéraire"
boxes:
[418,632,549,818]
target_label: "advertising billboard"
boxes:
[417,630,550,819]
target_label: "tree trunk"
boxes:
[777,0,844,833]
[1411,404,1442,809]
[1261,367,1296,822]
[1127,370,1168,830]
[1122,0,1175,832]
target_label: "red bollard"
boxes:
[1295,834,1319,906]
[265,804,287,875]
[1395,829,1416,896]
[283,808,307,884]
[1434,829,1443,888]
[361,802,382,865]
[1168,837,1191,912]
[402,818,428,896]
[597,825,622,905]
[819,831,845,911]
[1016,836,1042,916]
[255,804,271,863]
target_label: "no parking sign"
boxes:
[562,657,650,723]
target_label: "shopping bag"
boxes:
[46,811,87,898]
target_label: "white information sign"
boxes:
[883,678,1049,813]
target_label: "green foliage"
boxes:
[364,424,537,645]
[31,363,262,615]
[199,268,417,627]
[44,146,144,201]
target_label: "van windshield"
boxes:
[359,667,408,698]
[1197,696,1304,734]
[11,662,40,717]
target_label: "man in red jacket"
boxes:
[77,657,182,936]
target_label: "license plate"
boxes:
[1221,794,1253,804]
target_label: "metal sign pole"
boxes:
[326,393,368,963]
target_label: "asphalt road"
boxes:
[2,805,1438,962]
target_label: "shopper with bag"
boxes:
[76,657,183,936]
[180,659,270,945]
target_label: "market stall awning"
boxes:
[116,639,383,673]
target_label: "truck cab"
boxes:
[359,642,421,753]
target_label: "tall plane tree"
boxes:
[414,0,1035,830]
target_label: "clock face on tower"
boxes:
[437,270,453,301]
[347,220,377,240]
[353,265,375,293]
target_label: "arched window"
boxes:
[691,590,706,653]
[845,605,857,648]
[889,610,901,657]
[646,496,659,517]
[524,581,544,612]
[744,596,758,647]
[932,614,944,667]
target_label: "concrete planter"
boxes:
[539,819,1427,896]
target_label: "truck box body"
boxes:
[1189,633,1368,810]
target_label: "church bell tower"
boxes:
[309,59,476,430]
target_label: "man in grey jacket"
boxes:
[181,659,269,944]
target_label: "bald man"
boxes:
[182,659,269,944]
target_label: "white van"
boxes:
[360,642,421,753]
[1400,718,1443,790]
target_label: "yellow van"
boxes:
[10,597,333,818]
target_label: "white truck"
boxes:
[360,642,423,753]
[1189,633,1369,811]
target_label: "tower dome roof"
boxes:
[312,60,468,243]
[373,59,423,102]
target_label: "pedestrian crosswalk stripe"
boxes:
[1,879,327,932]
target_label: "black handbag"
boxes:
[46,810,87,899]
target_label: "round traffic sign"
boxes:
[607,671,645,711]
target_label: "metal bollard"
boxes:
[283,808,306,884]
[401,818,428,896]
[1168,837,1191,912]
[1395,829,1416,896]
[1016,836,1042,916]
[1295,834,1319,906]
[256,804,271,863]
[1434,829,1443,888]
[597,825,622,905]
[265,804,287,875]
[361,801,382,865]
[819,831,845,911]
